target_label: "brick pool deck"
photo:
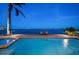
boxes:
[0,34,79,48]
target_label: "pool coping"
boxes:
[0,34,79,39]
[0,34,79,49]
[0,39,18,49]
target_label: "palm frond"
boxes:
[14,7,25,18]
[13,3,25,7]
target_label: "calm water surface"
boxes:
[0,38,79,55]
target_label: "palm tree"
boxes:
[65,27,76,36]
[7,3,25,35]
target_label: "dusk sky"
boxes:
[0,3,79,29]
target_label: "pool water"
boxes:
[0,39,12,45]
[0,38,79,55]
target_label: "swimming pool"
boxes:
[0,38,79,55]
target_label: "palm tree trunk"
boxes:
[7,16,10,35]
[7,4,11,35]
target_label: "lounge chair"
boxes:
[40,31,48,35]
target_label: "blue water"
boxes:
[0,29,64,34]
[0,29,79,55]
[0,39,13,45]
[0,40,7,45]
[0,38,79,55]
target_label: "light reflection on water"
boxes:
[63,39,69,48]
[6,40,10,44]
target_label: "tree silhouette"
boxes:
[7,3,25,35]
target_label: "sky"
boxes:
[0,3,79,29]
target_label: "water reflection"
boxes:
[0,47,15,55]
[6,40,10,44]
[63,39,69,48]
